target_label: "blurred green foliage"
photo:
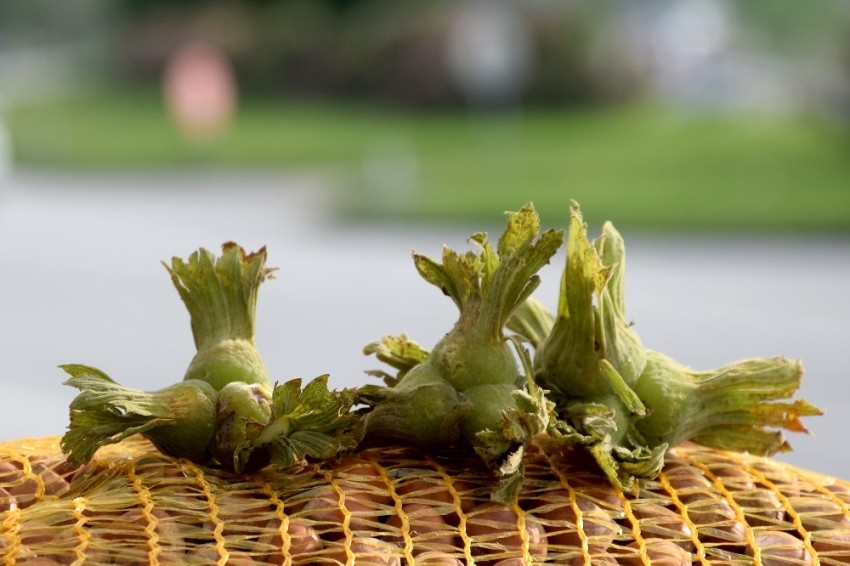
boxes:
[3,1,850,231]
[93,1,603,108]
[9,88,850,231]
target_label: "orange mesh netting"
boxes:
[2,435,849,565]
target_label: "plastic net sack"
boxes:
[2,435,850,565]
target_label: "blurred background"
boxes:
[1,0,849,477]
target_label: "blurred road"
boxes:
[1,170,848,479]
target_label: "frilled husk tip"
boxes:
[632,352,823,454]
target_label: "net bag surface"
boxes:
[2,435,850,565]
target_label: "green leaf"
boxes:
[410,202,564,341]
[256,376,359,469]
[299,374,332,406]
[289,430,349,460]
[60,363,116,382]
[634,351,823,456]
[498,203,539,256]
[272,378,303,417]
[491,458,526,504]
[413,253,459,306]
[363,334,430,387]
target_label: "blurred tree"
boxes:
[115,0,367,15]
[7,0,845,112]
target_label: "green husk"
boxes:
[61,244,357,471]
[60,364,217,466]
[211,381,274,471]
[164,242,275,390]
[633,351,822,454]
[358,203,564,502]
[526,201,822,491]
[57,204,822,498]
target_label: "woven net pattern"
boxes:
[2,436,849,565]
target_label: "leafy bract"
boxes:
[358,203,564,502]
[524,201,822,491]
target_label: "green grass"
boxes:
[8,88,850,231]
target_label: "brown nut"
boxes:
[623,538,693,566]
[789,496,850,531]
[566,550,620,566]
[466,502,547,565]
[685,498,746,543]
[749,530,813,566]
[567,477,626,519]
[324,537,401,566]
[663,468,713,503]
[709,464,757,492]
[532,491,620,551]
[736,489,785,527]
[0,486,18,512]
[336,458,393,506]
[28,455,80,480]
[298,487,383,538]
[386,503,458,553]
[263,518,323,565]
[14,558,68,566]
[826,483,850,505]
[212,490,277,539]
[413,551,465,565]
[102,509,187,566]
[490,559,526,566]
[811,529,850,559]
[6,462,71,509]
[0,460,23,485]
[190,545,259,566]
[16,520,78,565]
[394,476,478,529]
[757,473,802,500]
[630,503,694,551]
[395,477,477,517]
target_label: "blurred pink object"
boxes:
[163,41,237,143]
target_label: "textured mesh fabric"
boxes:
[2,435,849,565]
